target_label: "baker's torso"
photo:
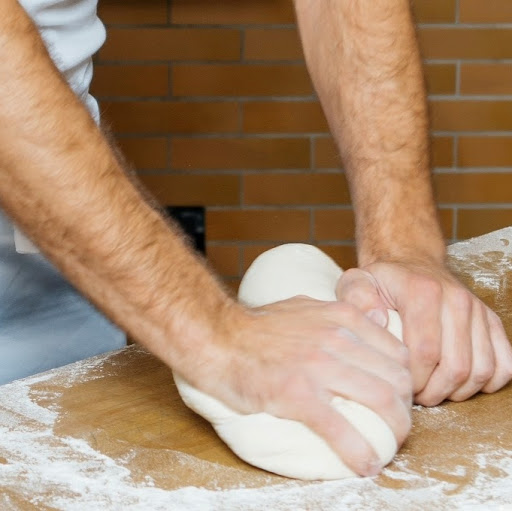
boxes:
[0,0,125,384]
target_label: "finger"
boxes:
[449,301,494,402]
[301,400,382,476]
[482,309,512,393]
[326,302,409,367]
[325,363,412,447]
[415,290,473,406]
[301,355,412,446]
[336,269,389,327]
[401,279,443,394]
[323,337,412,407]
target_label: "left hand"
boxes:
[336,261,512,406]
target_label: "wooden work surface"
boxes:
[1,229,512,510]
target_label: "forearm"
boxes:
[0,1,239,382]
[294,0,445,266]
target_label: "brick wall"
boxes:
[92,0,512,288]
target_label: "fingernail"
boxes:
[366,309,387,328]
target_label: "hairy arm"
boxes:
[294,0,444,265]
[295,0,512,404]
[0,1,238,381]
[0,0,413,475]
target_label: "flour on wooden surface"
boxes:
[1,363,512,511]
[448,227,512,258]
[448,227,512,292]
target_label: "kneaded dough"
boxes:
[174,244,403,480]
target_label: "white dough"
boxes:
[173,244,403,480]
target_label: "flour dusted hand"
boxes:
[174,244,411,480]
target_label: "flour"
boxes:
[448,228,512,291]
[448,227,512,258]
[1,354,512,510]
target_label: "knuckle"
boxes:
[373,382,398,410]
[339,268,363,286]
[472,365,494,386]
[331,326,361,347]
[493,363,512,389]
[303,346,333,366]
[413,277,442,302]
[345,287,374,308]
[396,367,413,392]
[450,287,473,311]
[415,340,441,366]
[338,271,377,303]
[396,346,410,368]
[448,362,471,386]
[488,310,506,331]
[333,301,361,323]
[280,377,314,408]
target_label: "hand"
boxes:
[189,296,412,476]
[336,261,512,407]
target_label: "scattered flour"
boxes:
[448,227,512,258]
[1,362,512,510]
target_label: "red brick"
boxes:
[115,138,168,169]
[457,209,512,239]
[319,245,358,270]
[92,65,169,97]
[171,0,295,24]
[99,28,240,61]
[460,64,512,95]
[173,65,312,97]
[430,101,512,132]
[412,0,456,23]
[243,101,327,133]
[244,174,350,206]
[458,137,512,167]
[171,138,310,170]
[314,209,355,241]
[100,101,239,134]
[425,64,457,95]
[207,245,241,277]
[419,29,512,59]
[98,0,168,25]
[434,174,512,203]
[208,209,310,241]
[137,174,239,205]
[244,29,303,61]
[460,0,512,23]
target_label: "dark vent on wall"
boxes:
[165,206,205,255]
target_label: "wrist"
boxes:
[356,215,446,268]
[169,293,250,387]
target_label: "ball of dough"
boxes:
[174,244,403,480]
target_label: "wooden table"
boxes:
[1,228,512,510]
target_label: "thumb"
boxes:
[336,268,389,328]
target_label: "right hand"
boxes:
[190,296,413,477]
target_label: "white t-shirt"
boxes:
[14,0,106,252]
